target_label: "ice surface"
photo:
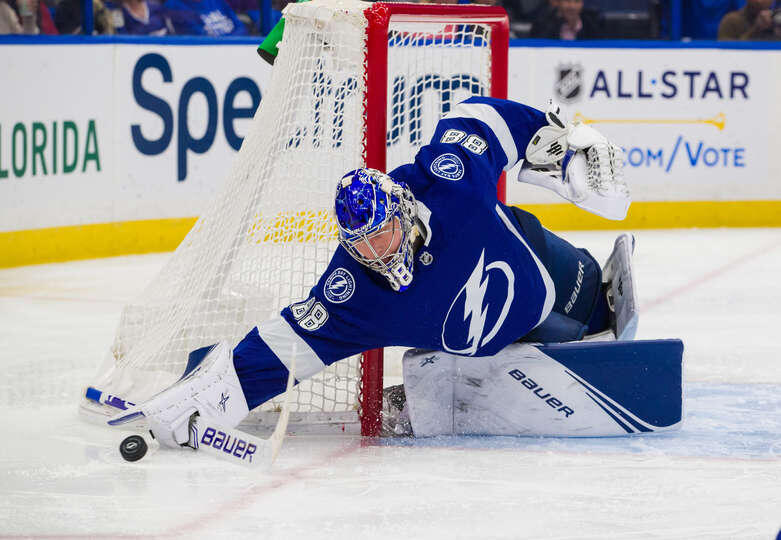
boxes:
[1,229,780,539]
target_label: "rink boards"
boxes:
[1,39,780,267]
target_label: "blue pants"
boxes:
[509,207,609,342]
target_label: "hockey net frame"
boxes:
[81,0,508,437]
[361,2,508,435]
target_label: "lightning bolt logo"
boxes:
[430,153,465,181]
[462,250,491,355]
[328,276,348,294]
[442,250,514,356]
[439,162,458,173]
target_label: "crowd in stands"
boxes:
[0,0,778,39]
[505,0,779,40]
[0,0,288,35]
[718,0,779,39]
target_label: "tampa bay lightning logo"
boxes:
[324,268,355,304]
[442,249,514,356]
[430,153,465,181]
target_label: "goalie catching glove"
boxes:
[520,101,630,221]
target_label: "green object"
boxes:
[257,0,311,66]
[257,18,285,64]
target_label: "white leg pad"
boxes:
[403,340,682,438]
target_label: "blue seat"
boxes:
[589,0,658,39]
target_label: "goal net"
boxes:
[82,0,508,436]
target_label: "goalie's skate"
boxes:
[603,234,638,341]
[381,384,413,437]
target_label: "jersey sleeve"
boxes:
[231,255,380,410]
[232,311,370,410]
[404,97,547,195]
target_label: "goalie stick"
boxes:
[87,354,296,469]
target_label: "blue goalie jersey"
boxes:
[233,98,565,408]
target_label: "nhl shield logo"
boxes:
[554,63,583,103]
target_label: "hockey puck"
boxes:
[119,435,148,462]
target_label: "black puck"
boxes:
[120,435,148,462]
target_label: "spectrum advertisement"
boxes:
[0,43,779,234]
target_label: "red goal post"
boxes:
[360,3,509,436]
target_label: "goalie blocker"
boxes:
[400,340,683,437]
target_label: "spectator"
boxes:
[224,0,260,33]
[774,7,781,37]
[667,0,743,39]
[531,0,602,40]
[0,0,24,33]
[54,0,114,33]
[0,0,57,33]
[106,0,173,34]
[164,0,248,36]
[529,0,559,37]
[35,0,57,32]
[718,0,778,40]
[222,0,288,34]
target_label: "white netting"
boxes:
[83,0,498,432]
[386,20,492,169]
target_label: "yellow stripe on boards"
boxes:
[1,201,780,269]
[0,218,197,268]
[522,200,781,231]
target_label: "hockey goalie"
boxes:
[109,97,683,449]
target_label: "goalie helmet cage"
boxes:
[82,0,508,437]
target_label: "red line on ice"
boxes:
[0,438,366,540]
[641,236,781,312]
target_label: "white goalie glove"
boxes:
[519,101,630,221]
[106,341,294,468]
[107,341,251,449]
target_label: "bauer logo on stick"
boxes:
[198,426,257,463]
[324,268,355,303]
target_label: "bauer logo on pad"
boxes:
[324,268,355,304]
[430,154,465,181]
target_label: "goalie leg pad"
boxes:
[402,340,683,437]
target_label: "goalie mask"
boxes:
[335,168,418,292]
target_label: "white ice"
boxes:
[1,228,780,540]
